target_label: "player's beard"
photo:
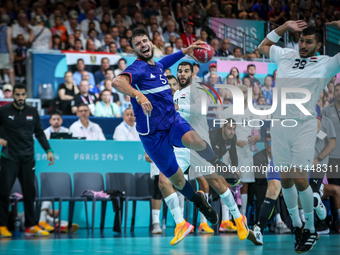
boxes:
[178,77,192,88]
[14,99,25,108]
[299,46,317,58]
[137,47,154,62]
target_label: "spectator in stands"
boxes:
[80,9,101,38]
[210,38,220,56]
[143,1,160,20]
[64,10,79,36]
[222,85,261,216]
[73,39,83,51]
[233,47,242,58]
[217,39,232,57]
[163,20,180,43]
[268,0,287,25]
[109,27,120,48]
[43,111,69,139]
[51,16,67,43]
[114,58,127,77]
[116,22,127,38]
[71,80,98,115]
[252,84,263,105]
[153,34,165,57]
[94,57,110,87]
[120,95,132,113]
[262,75,273,105]
[13,34,27,82]
[200,29,209,44]
[113,108,139,141]
[167,75,179,96]
[180,22,196,48]
[244,64,261,87]
[52,35,63,50]
[94,89,120,118]
[12,13,32,47]
[243,77,252,87]
[257,96,266,106]
[98,34,113,52]
[120,6,133,29]
[99,69,114,91]
[0,14,15,86]
[130,11,145,30]
[87,29,102,50]
[177,6,193,34]
[285,32,300,51]
[117,37,129,53]
[57,71,79,115]
[73,58,95,86]
[238,0,255,19]
[82,71,99,97]
[0,84,12,99]
[31,16,52,50]
[165,46,173,55]
[173,38,184,53]
[70,103,106,140]
[157,5,172,29]
[101,79,120,104]
[251,0,269,20]
[327,81,335,104]
[204,63,222,83]
[230,67,242,86]
[65,34,76,50]
[109,42,118,53]
[226,74,236,86]
[192,63,202,83]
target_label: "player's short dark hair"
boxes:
[77,58,84,64]
[50,110,63,119]
[224,118,236,127]
[301,27,322,44]
[129,28,151,49]
[166,75,176,80]
[177,61,193,73]
[13,84,27,93]
[78,103,89,109]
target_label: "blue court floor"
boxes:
[1,228,339,255]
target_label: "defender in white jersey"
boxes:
[258,21,340,253]
[158,62,258,246]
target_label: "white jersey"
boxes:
[173,82,210,144]
[270,45,340,120]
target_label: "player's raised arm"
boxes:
[112,75,153,116]
[258,20,307,58]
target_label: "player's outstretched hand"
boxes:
[182,40,205,62]
[285,20,307,32]
[326,20,340,29]
[133,91,153,116]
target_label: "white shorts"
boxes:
[174,147,214,179]
[271,118,317,170]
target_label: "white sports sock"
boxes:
[152,209,160,224]
[337,209,340,221]
[276,213,282,224]
[282,186,302,228]
[220,188,241,219]
[176,191,185,216]
[240,194,248,216]
[221,199,230,221]
[299,186,315,233]
[46,215,59,226]
[299,208,305,222]
[39,210,48,223]
[164,193,184,225]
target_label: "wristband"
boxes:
[267,30,282,43]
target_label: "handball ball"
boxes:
[193,44,214,63]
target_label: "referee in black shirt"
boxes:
[0,84,54,237]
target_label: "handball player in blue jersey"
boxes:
[112,28,240,226]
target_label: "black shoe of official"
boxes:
[292,225,304,250]
[194,191,218,225]
[316,219,330,235]
[295,229,319,253]
[209,158,241,186]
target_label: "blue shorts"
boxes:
[140,113,192,178]
[267,156,281,181]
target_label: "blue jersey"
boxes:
[120,51,185,134]
[262,88,273,105]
